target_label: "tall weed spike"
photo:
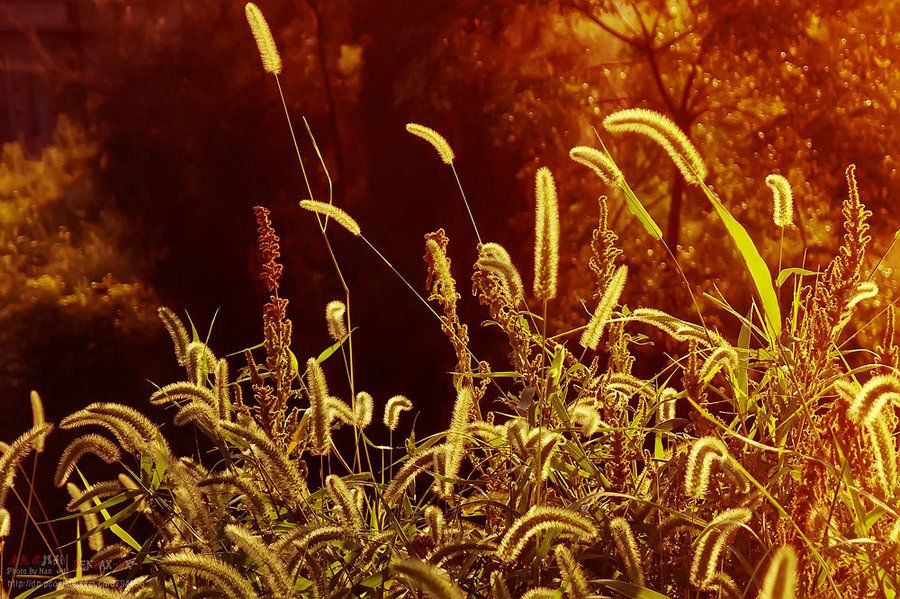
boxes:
[325,300,348,341]
[30,390,46,452]
[766,174,793,227]
[244,2,282,75]
[534,166,560,301]
[355,391,374,428]
[306,358,331,455]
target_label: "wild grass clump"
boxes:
[3,4,899,599]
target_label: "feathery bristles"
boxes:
[299,200,361,236]
[572,404,604,436]
[326,396,355,426]
[889,519,900,544]
[766,174,793,227]
[219,419,308,504]
[383,447,438,505]
[355,391,374,428]
[443,387,474,495]
[698,347,739,381]
[848,374,900,425]
[569,146,624,187]
[759,545,798,599]
[326,475,364,531]
[325,300,348,341]
[150,382,218,407]
[521,589,558,599]
[533,166,560,301]
[405,123,455,164]
[214,359,232,421]
[66,482,104,552]
[491,572,512,599]
[306,358,331,455]
[496,506,597,563]
[845,281,879,313]
[185,341,217,384]
[555,546,589,599]
[30,390,46,452]
[160,550,259,599]
[603,108,707,184]
[391,558,463,599]
[424,505,446,544]
[57,582,130,599]
[866,414,898,494]
[689,508,752,588]
[428,541,496,566]
[609,517,644,586]
[685,436,732,498]
[0,508,9,537]
[384,395,413,430]
[225,523,291,597]
[0,424,53,506]
[477,242,525,306]
[580,265,628,350]
[158,307,190,365]
[244,2,282,75]
[526,429,564,479]
[657,387,678,423]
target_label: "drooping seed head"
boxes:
[325,300,348,341]
[848,374,900,426]
[384,395,413,430]
[603,108,707,185]
[299,200,361,236]
[758,545,798,599]
[405,123,455,164]
[569,146,624,187]
[580,264,627,350]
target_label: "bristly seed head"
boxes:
[405,123,455,164]
[244,3,282,75]
[533,166,559,301]
[766,174,794,227]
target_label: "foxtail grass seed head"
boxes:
[161,550,259,599]
[848,374,900,426]
[699,347,739,381]
[521,589,558,599]
[866,414,898,494]
[306,358,331,455]
[572,404,603,436]
[533,166,559,301]
[685,436,731,498]
[427,238,458,301]
[299,200,361,236]
[569,146,624,187]
[690,507,752,589]
[384,395,413,430]
[610,517,644,586]
[325,300,348,341]
[391,559,463,599]
[555,546,589,599]
[55,434,121,488]
[477,242,525,305]
[442,387,474,495]
[604,108,707,184]
[580,264,627,350]
[766,174,793,227]
[759,546,798,599]
[405,123,455,164]
[657,387,678,423]
[355,391,374,428]
[496,506,597,563]
[326,475,364,531]
[490,572,512,599]
[244,3,282,75]
[224,524,292,598]
[30,390,46,453]
[0,508,8,537]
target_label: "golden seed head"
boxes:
[533,166,559,301]
[766,174,793,227]
[244,3,282,75]
[299,200,361,236]
[405,123,455,164]
[325,300,348,341]
[603,108,707,185]
[569,145,624,187]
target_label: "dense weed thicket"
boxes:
[1,4,898,599]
